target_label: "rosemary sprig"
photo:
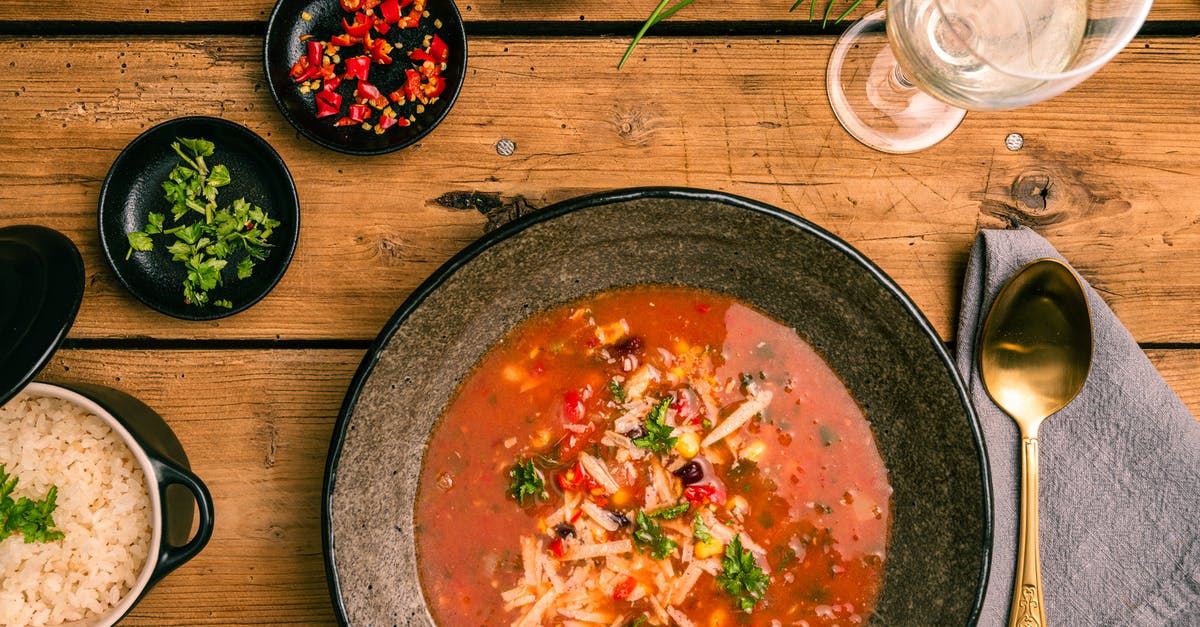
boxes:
[620,0,883,69]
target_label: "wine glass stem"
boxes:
[892,66,917,90]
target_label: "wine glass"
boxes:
[826,0,1154,153]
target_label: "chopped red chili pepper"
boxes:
[421,75,445,99]
[563,389,585,423]
[339,0,362,10]
[323,76,342,92]
[695,302,712,313]
[374,20,391,35]
[379,0,401,23]
[569,508,583,523]
[306,40,324,67]
[356,81,382,101]
[366,37,394,64]
[343,13,373,38]
[409,49,437,66]
[330,33,359,47]
[548,537,566,558]
[612,577,637,600]
[378,112,398,129]
[315,90,343,117]
[342,55,371,81]
[347,103,371,122]
[429,34,449,64]
[333,116,359,127]
[405,75,421,101]
[362,0,381,8]
[684,484,726,506]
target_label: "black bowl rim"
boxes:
[96,115,301,321]
[320,186,994,625]
[262,0,469,156]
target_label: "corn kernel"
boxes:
[675,432,700,459]
[531,429,551,448]
[742,440,767,462]
[694,537,724,559]
[611,489,631,508]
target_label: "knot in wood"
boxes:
[1011,171,1053,211]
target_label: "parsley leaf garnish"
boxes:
[632,396,677,454]
[0,465,65,544]
[507,458,547,505]
[647,502,690,520]
[692,516,712,543]
[632,510,678,560]
[609,379,626,403]
[717,535,770,613]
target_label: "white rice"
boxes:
[0,392,152,627]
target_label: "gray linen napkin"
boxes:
[956,228,1200,626]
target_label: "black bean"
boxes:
[673,461,703,485]
[553,523,576,539]
[613,336,644,357]
[608,511,631,528]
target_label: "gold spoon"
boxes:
[978,258,1093,627]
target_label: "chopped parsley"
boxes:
[0,465,65,544]
[647,502,690,520]
[692,516,712,543]
[717,535,770,613]
[608,379,626,403]
[126,137,281,309]
[632,396,677,454]
[507,458,547,505]
[632,510,678,560]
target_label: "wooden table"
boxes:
[1,0,1197,623]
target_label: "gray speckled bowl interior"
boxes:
[324,188,991,626]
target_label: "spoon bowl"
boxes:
[979,257,1093,626]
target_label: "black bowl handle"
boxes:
[149,457,215,586]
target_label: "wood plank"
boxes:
[0,36,1197,342]
[1,0,1196,25]
[35,349,358,626]
[23,346,1200,623]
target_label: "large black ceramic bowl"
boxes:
[323,188,992,625]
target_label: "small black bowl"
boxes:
[264,0,468,156]
[98,116,300,321]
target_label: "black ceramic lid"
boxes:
[0,225,85,407]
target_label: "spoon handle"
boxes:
[1009,434,1048,627]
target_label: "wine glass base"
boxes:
[827,9,966,154]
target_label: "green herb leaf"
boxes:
[717,535,770,613]
[632,510,678,560]
[212,299,234,309]
[632,396,677,454]
[236,257,255,280]
[609,379,626,403]
[207,164,231,187]
[0,465,65,544]
[177,136,215,158]
[146,212,165,234]
[508,458,548,505]
[126,231,153,259]
[693,516,712,543]
[648,502,690,520]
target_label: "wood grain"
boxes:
[24,346,1199,624]
[0,36,1197,343]
[1,0,1196,25]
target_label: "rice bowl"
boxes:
[0,389,154,627]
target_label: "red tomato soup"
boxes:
[415,286,891,626]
